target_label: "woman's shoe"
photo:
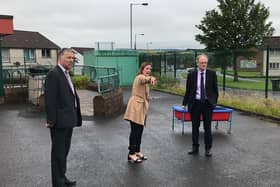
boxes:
[128,154,142,163]
[135,152,148,160]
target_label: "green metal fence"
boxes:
[73,65,120,94]
[1,64,119,104]
[139,48,279,99]
[2,65,52,104]
[3,67,28,88]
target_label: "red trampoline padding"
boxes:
[173,106,232,121]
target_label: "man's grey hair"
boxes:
[57,48,74,59]
[196,54,208,62]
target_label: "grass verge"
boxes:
[152,82,280,120]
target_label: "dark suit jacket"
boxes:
[182,69,218,111]
[45,65,82,128]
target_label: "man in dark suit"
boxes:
[182,54,218,157]
[45,48,82,187]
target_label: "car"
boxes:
[186,68,195,73]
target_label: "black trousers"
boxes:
[128,121,144,154]
[190,100,213,150]
[50,128,73,187]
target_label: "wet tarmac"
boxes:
[0,89,280,187]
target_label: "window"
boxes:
[42,48,51,58]
[24,49,35,63]
[240,59,257,68]
[270,49,280,57]
[1,49,10,63]
[269,63,280,70]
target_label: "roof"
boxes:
[263,36,280,49]
[0,15,13,19]
[1,30,60,49]
[71,47,94,54]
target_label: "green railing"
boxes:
[3,66,28,88]
[2,64,120,95]
[73,65,120,94]
[2,65,52,104]
[3,65,52,87]
[96,73,119,94]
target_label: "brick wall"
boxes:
[4,87,28,103]
[93,88,124,117]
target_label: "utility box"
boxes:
[84,50,139,86]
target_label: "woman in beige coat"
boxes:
[124,62,157,163]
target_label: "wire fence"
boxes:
[139,49,280,100]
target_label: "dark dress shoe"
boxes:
[188,148,199,155]
[205,149,212,157]
[65,178,76,186]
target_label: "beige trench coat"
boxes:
[124,74,151,125]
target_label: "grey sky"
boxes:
[1,0,279,49]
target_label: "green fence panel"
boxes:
[84,50,139,86]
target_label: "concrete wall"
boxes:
[9,49,24,65]
[28,75,45,105]
[35,49,57,66]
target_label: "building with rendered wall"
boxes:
[1,30,60,67]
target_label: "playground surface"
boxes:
[0,89,279,187]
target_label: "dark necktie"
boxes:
[200,72,205,102]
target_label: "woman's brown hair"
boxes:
[137,62,152,75]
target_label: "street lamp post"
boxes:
[130,2,148,49]
[134,33,144,50]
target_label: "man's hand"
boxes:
[182,105,186,109]
[45,123,54,128]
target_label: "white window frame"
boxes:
[42,48,51,58]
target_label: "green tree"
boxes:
[195,0,274,81]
